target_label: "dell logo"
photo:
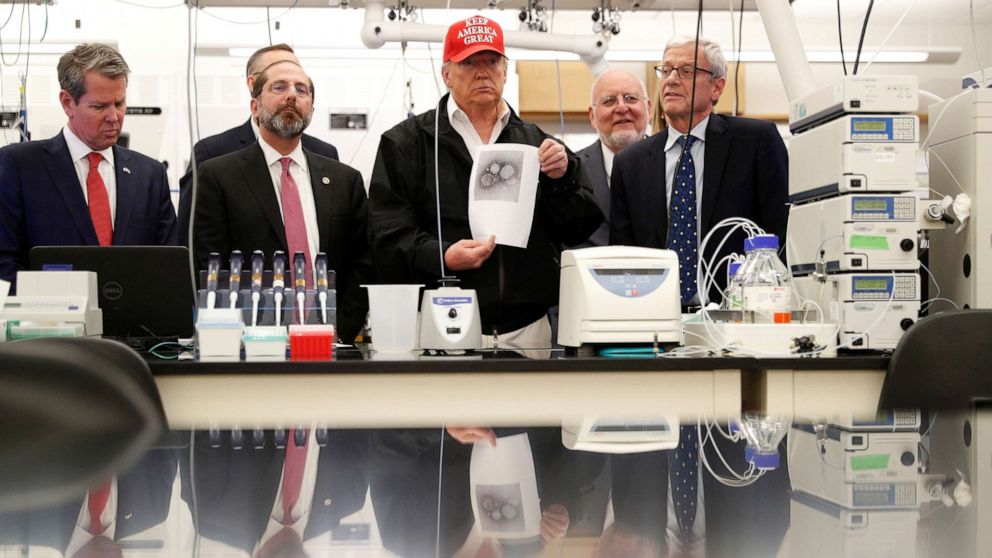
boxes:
[103,282,124,300]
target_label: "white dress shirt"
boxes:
[446,97,511,156]
[600,141,616,184]
[65,478,118,557]
[63,127,117,224]
[254,430,322,553]
[257,137,320,276]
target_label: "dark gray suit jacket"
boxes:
[574,140,610,248]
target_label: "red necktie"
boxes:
[279,158,312,288]
[280,428,309,525]
[87,481,112,535]
[86,152,113,246]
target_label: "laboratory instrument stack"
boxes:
[786,75,923,350]
[787,414,924,558]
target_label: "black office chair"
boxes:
[0,337,166,512]
[878,309,992,411]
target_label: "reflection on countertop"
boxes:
[2,408,987,558]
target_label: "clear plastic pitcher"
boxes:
[362,284,423,353]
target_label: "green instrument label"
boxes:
[851,454,890,470]
[850,235,890,250]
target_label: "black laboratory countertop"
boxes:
[147,347,890,375]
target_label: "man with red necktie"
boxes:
[0,43,178,291]
[192,60,370,344]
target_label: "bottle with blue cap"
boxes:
[738,234,792,323]
[722,238,756,311]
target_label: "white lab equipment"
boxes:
[789,492,920,558]
[0,271,103,337]
[557,246,681,347]
[794,273,919,350]
[788,115,919,203]
[926,88,992,310]
[787,194,920,275]
[418,284,482,352]
[561,415,680,454]
[789,75,918,133]
[788,425,920,509]
[793,425,921,484]
[962,67,992,89]
[827,410,922,432]
[682,317,838,357]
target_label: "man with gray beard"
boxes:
[192,60,371,343]
[573,69,652,247]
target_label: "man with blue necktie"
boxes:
[609,36,788,309]
[608,36,789,558]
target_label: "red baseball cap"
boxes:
[443,15,506,63]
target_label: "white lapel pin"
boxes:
[122,167,131,174]
[321,176,330,185]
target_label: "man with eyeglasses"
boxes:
[176,44,339,246]
[608,37,791,558]
[192,60,371,344]
[610,36,788,308]
[575,69,653,248]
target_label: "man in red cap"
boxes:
[368,14,603,349]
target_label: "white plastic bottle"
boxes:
[739,234,792,323]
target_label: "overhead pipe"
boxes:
[360,0,609,75]
[755,0,817,103]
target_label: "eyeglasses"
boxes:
[267,81,313,97]
[595,93,647,108]
[654,64,715,80]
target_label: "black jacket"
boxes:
[368,94,603,335]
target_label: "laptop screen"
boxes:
[30,246,195,338]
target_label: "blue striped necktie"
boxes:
[670,424,699,538]
[667,134,699,305]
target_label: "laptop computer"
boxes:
[30,246,195,338]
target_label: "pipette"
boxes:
[272,251,286,327]
[315,253,328,324]
[205,252,220,309]
[293,251,307,325]
[250,250,264,326]
[229,250,243,309]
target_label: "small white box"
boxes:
[243,326,288,359]
[196,308,244,358]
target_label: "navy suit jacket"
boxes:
[609,435,791,558]
[609,114,788,297]
[0,449,181,553]
[177,119,339,245]
[192,143,370,343]
[0,133,178,290]
[574,140,611,248]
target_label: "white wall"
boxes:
[0,1,988,196]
